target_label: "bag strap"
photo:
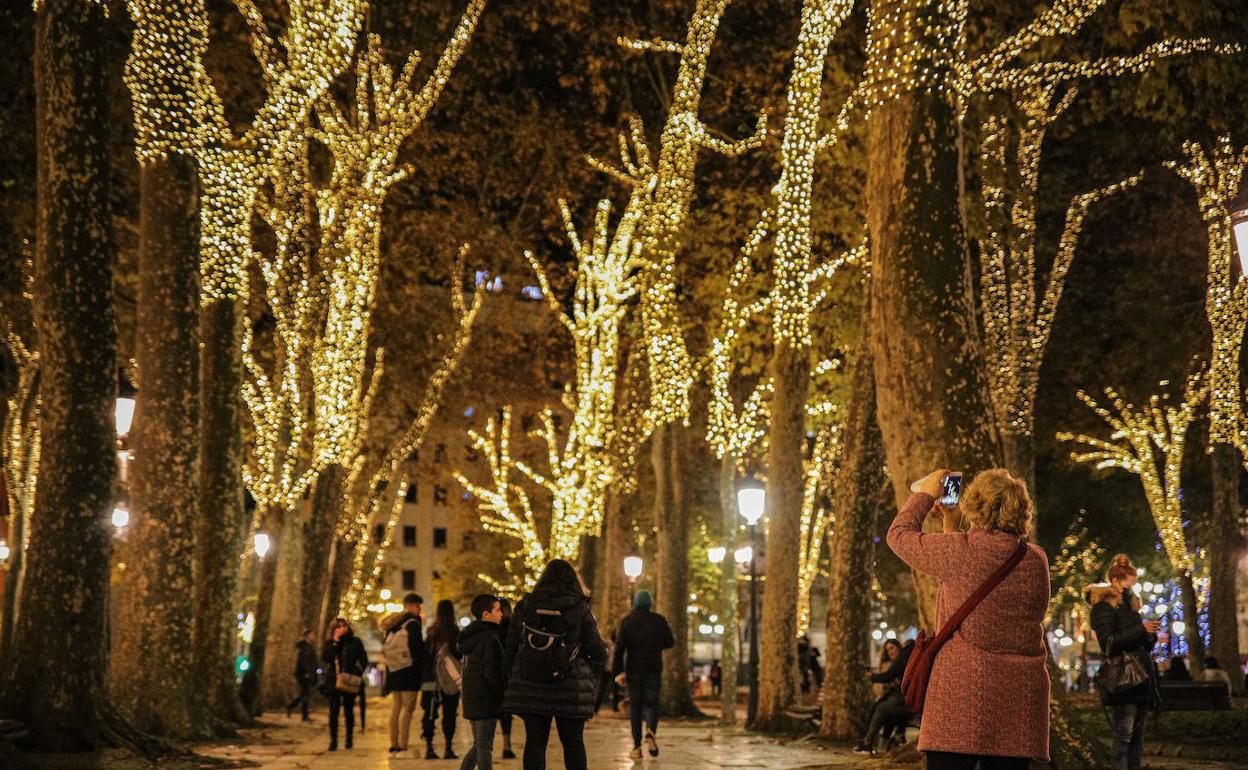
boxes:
[929,540,1027,649]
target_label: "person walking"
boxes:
[422,599,463,759]
[887,469,1051,769]
[708,660,722,697]
[610,590,674,759]
[286,629,318,721]
[458,594,507,770]
[383,593,426,753]
[322,618,368,751]
[1088,554,1160,770]
[502,559,608,770]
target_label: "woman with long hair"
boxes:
[887,469,1051,769]
[874,639,901,698]
[421,598,463,759]
[322,617,368,751]
[502,559,607,770]
[1087,554,1160,770]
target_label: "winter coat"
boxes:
[1087,584,1158,706]
[458,620,507,719]
[294,639,319,684]
[501,589,608,719]
[887,492,1051,762]
[425,624,461,694]
[322,632,368,692]
[381,611,426,692]
[870,639,914,699]
[611,608,675,676]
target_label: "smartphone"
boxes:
[940,473,963,506]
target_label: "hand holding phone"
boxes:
[940,473,963,506]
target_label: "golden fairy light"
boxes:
[797,422,841,636]
[1,292,39,569]
[1164,136,1248,447]
[1057,372,1207,576]
[976,82,1142,439]
[1046,510,1104,626]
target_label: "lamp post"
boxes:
[623,554,643,603]
[737,479,765,726]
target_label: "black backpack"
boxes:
[515,602,579,684]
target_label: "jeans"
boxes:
[1110,703,1148,770]
[422,690,461,744]
[520,714,586,770]
[923,751,1029,770]
[389,690,420,749]
[626,671,661,748]
[327,691,357,746]
[459,717,497,770]
[286,679,312,719]
[862,691,908,750]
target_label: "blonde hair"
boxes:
[961,469,1033,536]
[1106,553,1136,583]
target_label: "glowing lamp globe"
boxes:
[115,397,136,437]
[734,545,753,564]
[380,588,392,601]
[623,555,643,580]
[111,507,130,529]
[0,539,9,563]
[737,484,765,526]
[253,532,273,559]
[707,546,727,563]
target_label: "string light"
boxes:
[1164,136,1248,447]
[0,274,40,569]
[797,423,842,635]
[1057,372,1206,576]
[1046,510,1105,626]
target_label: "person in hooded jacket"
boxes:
[323,618,369,751]
[286,629,318,721]
[383,593,426,753]
[502,559,607,770]
[458,594,507,770]
[1088,554,1160,770]
[611,590,674,759]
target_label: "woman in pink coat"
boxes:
[887,468,1051,769]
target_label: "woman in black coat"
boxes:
[323,618,369,751]
[502,560,607,770]
[1087,555,1160,770]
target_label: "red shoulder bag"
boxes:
[900,541,1028,713]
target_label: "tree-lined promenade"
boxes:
[0,0,1246,767]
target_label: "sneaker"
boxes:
[388,746,400,753]
[502,748,516,759]
[645,732,658,757]
[629,747,643,760]
[853,745,874,755]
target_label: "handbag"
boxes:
[1095,634,1150,704]
[901,541,1028,713]
[335,658,363,695]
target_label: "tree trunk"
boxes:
[303,463,344,632]
[0,488,21,660]
[820,346,887,739]
[600,488,633,639]
[1208,442,1244,694]
[193,297,250,725]
[260,503,306,709]
[865,0,1001,633]
[247,505,283,714]
[1178,570,1207,678]
[717,453,739,725]
[109,152,202,738]
[654,423,700,716]
[320,536,355,635]
[0,0,151,751]
[755,340,809,730]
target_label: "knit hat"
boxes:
[633,590,653,610]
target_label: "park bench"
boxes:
[1157,681,1232,711]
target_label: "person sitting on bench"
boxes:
[854,638,915,755]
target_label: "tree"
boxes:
[108,0,205,737]
[0,0,149,751]
[1058,371,1210,675]
[1165,136,1248,694]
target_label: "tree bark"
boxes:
[655,423,700,716]
[1001,430,1038,542]
[600,488,633,639]
[320,536,355,635]
[1178,570,1207,678]
[109,152,202,738]
[820,347,887,739]
[1208,442,1244,694]
[193,297,250,725]
[247,505,282,715]
[260,503,306,709]
[717,453,739,725]
[865,0,1000,633]
[303,463,344,632]
[0,0,152,751]
[755,340,809,730]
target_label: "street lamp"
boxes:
[734,545,753,564]
[253,532,273,559]
[707,545,726,564]
[1233,209,1248,277]
[623,555,643,582]
[111,507,130,529]
[0,539,9,563]
[115,396,136,438]
[737,477,765,725]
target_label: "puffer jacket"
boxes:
[501,589,607,718]
[1087,583,1158,706]
[322,632,368,693]
[611,608,674,676]
[458,620,506,719]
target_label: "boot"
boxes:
[444,741,458,760]
[424,741,439,760]
[345,732,353,750]
[328,737,338,752]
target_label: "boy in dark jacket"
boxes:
[458,594,506,770]
[611,590,674,758]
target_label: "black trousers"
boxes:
[924,750,1030,770]
[862,691,908,749]
[287,679,312,719]
[520,714,586,770]
[327,691,357,744]
[422,690,460,743]
[626,670,661,748]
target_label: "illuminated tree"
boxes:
[796,422,841,636]
[1058,371,1209,672]
[1165,136,1248,692]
